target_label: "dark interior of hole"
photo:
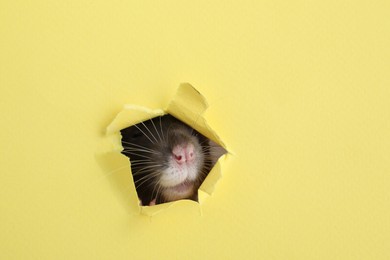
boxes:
[120,114,226,206]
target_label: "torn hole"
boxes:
[103,83,229,215]
[120,114,226,206]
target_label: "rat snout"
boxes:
[172,143,195,165]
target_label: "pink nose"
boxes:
[172,144,195,164]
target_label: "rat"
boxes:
[120,114,213,206]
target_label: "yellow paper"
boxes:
[1,1,390,259]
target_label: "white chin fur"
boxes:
[162,183,195,201]
[159,160,199,187]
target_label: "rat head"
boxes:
[121,115,209,205]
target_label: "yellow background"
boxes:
[1,1,389,259]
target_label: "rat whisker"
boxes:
[123,152,153,160]
[154,182,164,203]
[130,162,161,167]
[150,117,163,143]
[141,121,159,143]
[135,173,161,189]
[150,180,161,202]
[159,116,166,142]
[199,139,211,146]
[122,147,159,155]
[134,124,155,144]
[121,141,157,153]
[132,164,164,172]
[133,171,160,182]
[127,159,152,163]
[132,167,162,177]
[100,165,131,179]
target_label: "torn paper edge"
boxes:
[105,83,228,216]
